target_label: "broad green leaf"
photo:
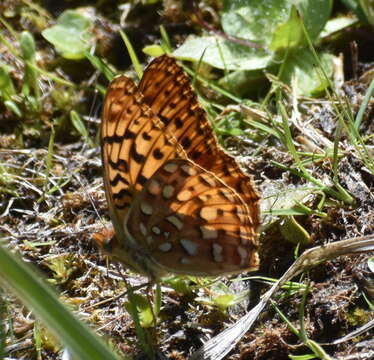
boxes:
[320,16,358,38]
[173,36,272,71]
[297,0,333,41]
[42,10,93,60]
[280,49,334,96]
[279,216,312,246]
[222,0,332,49]
[261,186,317,214]
[218,69,265,97]
[175,0,331,71]
[213,294,236,311]
[270,5,305,50]
[222,0,290,47]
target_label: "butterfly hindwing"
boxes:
[125,159,259,276]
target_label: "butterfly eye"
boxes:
[99,55,260,279]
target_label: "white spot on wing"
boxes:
[162,185,175,199]
[180,239,198,256]
[181,164,197,176]
[166,215,184,230]
[163,162,178,173]
[152,226,161,235]
[158,242,172,252]
[212,243,223,263]
[237,246,247,266]
[139,223,147,236]
[140,202,153,215]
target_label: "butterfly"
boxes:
[94,55,260,281]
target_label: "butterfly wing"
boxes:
[99,55,260,278]
[100,75,180,242]
[125,159,259,276]
[139,55,260,231]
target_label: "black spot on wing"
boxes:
[130,143,145,163]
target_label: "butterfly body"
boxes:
[97,55,260,281]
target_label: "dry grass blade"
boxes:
[328,317,374,345]
[190,234,374,360]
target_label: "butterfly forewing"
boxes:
[101,75,180,236]
[138,56,260,230]
[125,159,259,276]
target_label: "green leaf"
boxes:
[280,49,334,96]
[222,0,331,49]
[174,0,331,72]
[212,294,236,311]
[320,16,358,38]
[289,354,317,360]
[222,0,290,47]
[142,44,165,57]
[70,110,93,146]
[0,62,15,100]
[218,69,265,97]
[270,5,305,50]
[279,216,312,246]
[4,100,22,117]
[125,294,155,328]
[163,276,193,295]
[297,0,333,42]
[20,31,40,99]
[173,36,272,71]
[84,51,115,82]
[42,10,93,60]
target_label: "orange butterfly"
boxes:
[95,55,260,281]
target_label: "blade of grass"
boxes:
[159,25,172,53]
[119,30,143,80]
[354,77,374,129]
[300,8,374,174]
[277,100,354,204]
[85,51,115,82]
[181,64,242,103]
[0,245,119,360]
